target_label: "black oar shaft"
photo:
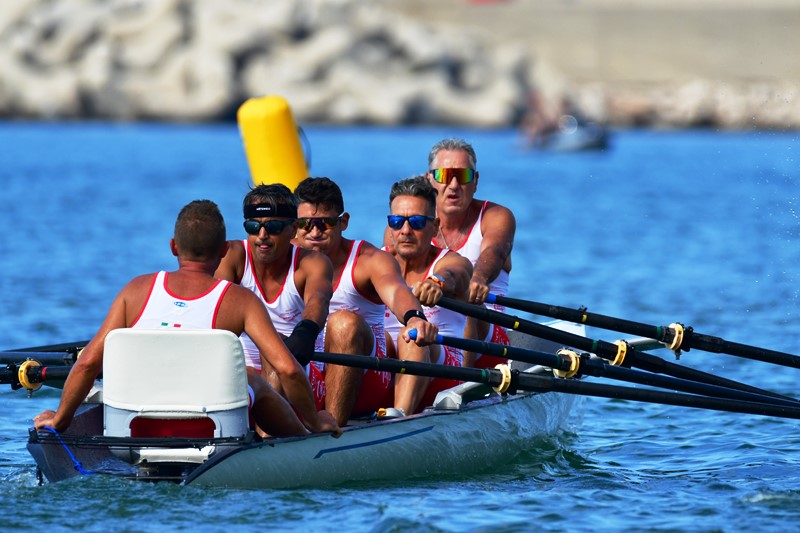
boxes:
[437,296,794,401]
[494,295,665,340]
[492,295,800,368]
[686,332,800,368]
[6,341,88,353]
[0,351,77,366]
[1,364,72,388]
[581,357,800,408]
[517,374,800,420]
[436,334,573,372]
[315,351,800,420]
[312,352,505,389]
[435,333,800,408]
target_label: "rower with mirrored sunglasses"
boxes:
[383,176,474,415]
[293,176,439,423]
[425,138,516,369]
[296,216,343,233]
[215,184,334,411]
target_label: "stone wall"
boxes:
[0,0,797,129]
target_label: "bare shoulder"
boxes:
[122,272,158,294]
[359,241,396,266]
[216,240,246,281]
[442,249,473,269]
[483,200,516,223]
[297,247,333,271]
[225,240,246,260]
[116,272,158,324]
[354,242,402,292]
[224,282,259,305]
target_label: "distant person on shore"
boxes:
[383,176,474,413]
[34,200,340,438]
[521,89,559,147]
[426,138,515,368]
[293,177,439,422]
[214,184,333,409]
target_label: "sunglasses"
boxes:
[387,215,434,231]
[243,219,295,236]
[430,168,476,185]
[296,216,342,232]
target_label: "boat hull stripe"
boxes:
[313,425,434,459]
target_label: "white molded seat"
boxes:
[103,329,250,463]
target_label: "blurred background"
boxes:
[1,0,797,130]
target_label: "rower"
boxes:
[425,138,516,369]
[293,177,439,423]
[34,200,340,438]
[383,176,474,413]
[214,184,333,409]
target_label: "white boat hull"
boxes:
[187,388,579,488]
[28,323,585,488]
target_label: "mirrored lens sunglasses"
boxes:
[387,215,434,231]
[296,216,341,231]
[243,219,295,236]
[430,168,475,185]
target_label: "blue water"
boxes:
[1,123,800,531]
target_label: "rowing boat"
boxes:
[25,323,584,488]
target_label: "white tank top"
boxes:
[315,240,385,357]
[384,248,467,343]
[444,200,510,298]
[131,271,231,330]
[239,242,305,368]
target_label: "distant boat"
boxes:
[524,114,610,152]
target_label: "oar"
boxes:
[430,333,800,409]
[6,340,88,353]
[12,354,800,422]
[311,351,800,421]
[0,363,71,391]
[487,294,800,368]
[436,296,796,401]
[0,351,78,366]
[515,373,800,421]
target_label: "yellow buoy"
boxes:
[237,95,308,190]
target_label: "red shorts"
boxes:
[309,339,394,417]
[473,324,510,369]
[308,363,327,411]
[416,345,463,413]
[350,342,393,416]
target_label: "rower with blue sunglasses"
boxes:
[384,176,475,415]
[215,184,335,413]
[426,138,516,369]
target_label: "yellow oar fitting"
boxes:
[493,364,512,393]
[554,349,580,378]
[611,341,628,367]
[663,323,685,352]
[18,360,42,391]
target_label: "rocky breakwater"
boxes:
[0,0,531,127]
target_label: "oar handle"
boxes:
[407,329,444,344]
